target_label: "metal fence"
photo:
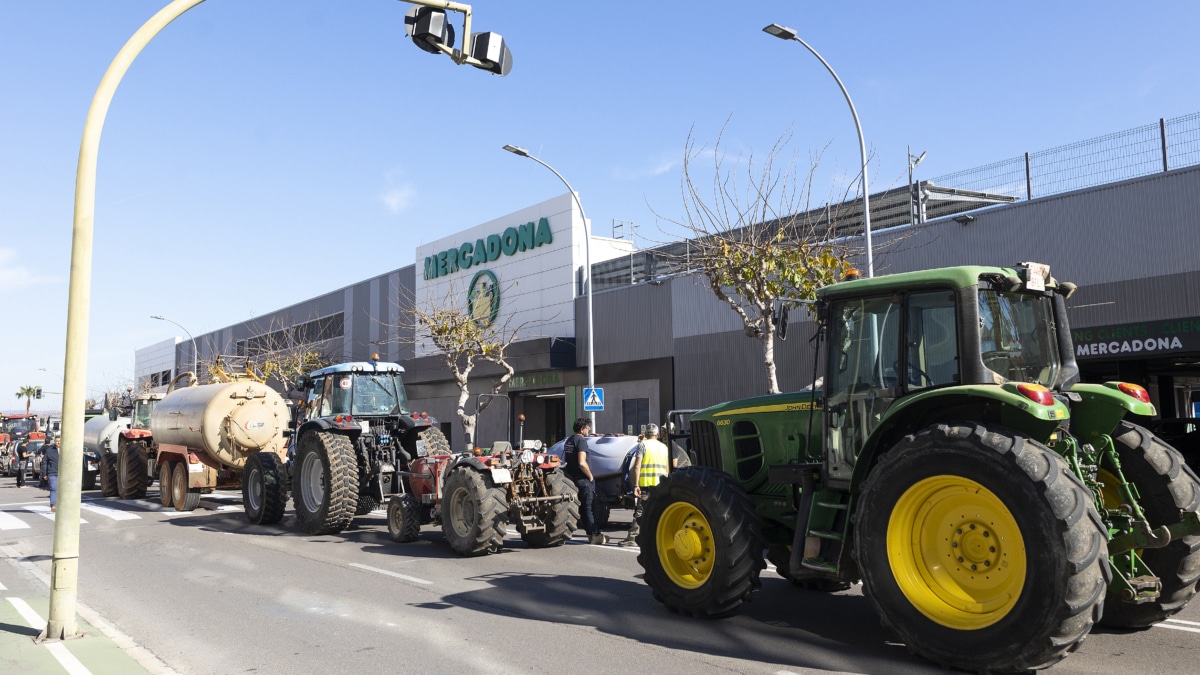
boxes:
[928,112,1200,201]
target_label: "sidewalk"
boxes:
[0,545,170,675]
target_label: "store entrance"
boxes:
[514,391,567,447]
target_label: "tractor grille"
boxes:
[691,420,722,469]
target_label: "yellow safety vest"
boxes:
[637,438,670,487]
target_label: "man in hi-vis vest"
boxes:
[619,423,676,547]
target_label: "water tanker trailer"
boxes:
[82,413,130,491]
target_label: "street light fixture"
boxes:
[52,0,513,642]
[763,23,875,277]
[151,314,198,379]
[908,146,927,224]
[502,144,597,429]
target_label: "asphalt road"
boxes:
[2,480,1200,675]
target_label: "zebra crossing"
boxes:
[0,491,245,530]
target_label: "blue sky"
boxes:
[3,0,1199,413]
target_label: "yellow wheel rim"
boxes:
[888,475,1026,629]
[1098,469,1142,557]
[657,502,715,589]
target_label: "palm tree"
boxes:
[15,385,37,414]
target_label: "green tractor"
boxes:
[637,262,1200,673]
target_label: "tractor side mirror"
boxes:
[774,301,790,341]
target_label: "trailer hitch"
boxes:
[1108,519,1171,555]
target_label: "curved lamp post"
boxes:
[763,23,874,278]
[501,144,596,429]
[151,314,199,377]
[52,0,511,641]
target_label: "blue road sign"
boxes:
[583,387,604,412]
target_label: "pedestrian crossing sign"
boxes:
[583,387,604,412]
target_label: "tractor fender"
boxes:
[1066,381,1157,446]
[447,455,512,485]
[849,385,1068,491]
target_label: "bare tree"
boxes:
[392,279,529,449]
[206,317,337,394]
[657,126,856,394]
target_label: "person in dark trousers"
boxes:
[15,439,29,487]
[563,417,606,545]
[43,438,59,512]
[619,423,676,547]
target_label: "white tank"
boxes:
[82,414,130,455]
[150,381,287,470]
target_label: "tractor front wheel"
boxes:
[441,466,507,556]
[387,494,422,543]
[636,466,764,618]
[855,423,1107,673]
[294,431,359,535]
[521,469,579,548]
[1100,422,1200,628]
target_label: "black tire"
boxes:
[521,469,580,548]
[159,462,175,508]
[354,493,381,516]
[387,494,422,543]
[171,461,200,512]
[766,543,852,592]
[294,431,359,535]
[117,442,149,500]
[441,466,507,557]
[243,452,288,525]
[855,423,1107,673]
[99,454,118,498]
[636,466,765,619]
[1100,422,1200,628]
[82,463,97,491]
[593,497,611,529]
[417,426,451,456]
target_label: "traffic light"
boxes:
[35,387,42,399]
[405,6,455,55]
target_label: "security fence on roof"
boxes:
[593,112,1200,292]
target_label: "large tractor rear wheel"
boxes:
[117,442,150,500]
[855,423,1107,673]
[99,454,119,497]
[243,452,288,525]
[294,431,359,535]
[521,469,579,548]
[1099,422,1200,628]
[417,426,451,456]
[441,466,507,556]
[637,466,765,619]
[387,494,422,543]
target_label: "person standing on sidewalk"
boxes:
[43,437,60,512]
[15,438,29,487]
[563,417,606,545]
[619,423,675,547]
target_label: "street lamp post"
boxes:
[763,23,875,278]
[501,144,596,429]
[908,146,927,225]
[151,314,198,378]
[52,0,512,641]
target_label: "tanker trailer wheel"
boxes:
[243,452,288,525]
[294,431,359,535]
[159,462,177,508]
[171,461,200,512]
[636,466,765,619]
[1098,422,1200,628]
[441,466,507,557]
[854,423,1107,673]
[521,469,580,548]
[117,442,150,500]
[99,454,119,498]
[387,494,422,543]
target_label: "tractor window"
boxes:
[351,374,407,415]
[906,292,960,391]
[825,296,902,481]
[732,420,764,481]
[978,289,1060,386]
[328,375,353,415]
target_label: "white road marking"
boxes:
[1165,618,1200,627]
[24,506,86,523]
[349,562,432,585]
[6,597,93,675]
[0,581,6,590]
[1156,622,1200,634]
[79,503,141,521]
[0,510,31,530]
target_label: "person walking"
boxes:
[563,417,606,545]
[15,438,29,487]
[619,423,675,547]
[43,437,59,512]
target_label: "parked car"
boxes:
[0,445,16,476]
[26,439,46,486]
